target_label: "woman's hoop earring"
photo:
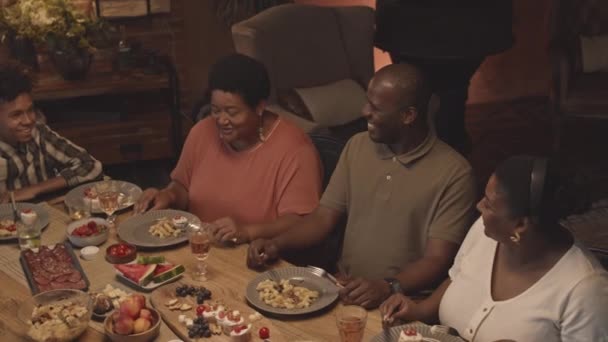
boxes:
[510,231,521,244]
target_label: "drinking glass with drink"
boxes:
[68,199,92,221]
[336,305,367,342]
[188,223,213,282]
[18,221,41,251]
[96,180,121,224]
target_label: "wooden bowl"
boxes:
[105,243,137,264]
[104,308,161,342]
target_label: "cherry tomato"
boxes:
[196,305,205,316]
[259,327,270,339]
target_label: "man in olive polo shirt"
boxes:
[247,63,476,309]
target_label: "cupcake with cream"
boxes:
[398,328,423,342]
[229,324,252,342]
[172,215,188,229]
[83,187,100,211]
[220,310,244,335]
[20,209,37,226]
[197,303,224,323]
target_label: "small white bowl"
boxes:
[81,246,100,260]
[67,217,110,247]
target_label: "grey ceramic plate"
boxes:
[64,181,142,214]
[0,203,50,241]
[371,323,465,342]
[117,209,200,248]
[245,266,339,316]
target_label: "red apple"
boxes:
[119,299,140,319]
[139,308,152,321]
[114,316,134,335]
[133,317,152,334]
[111,310,120,322]
[131,294,146,311]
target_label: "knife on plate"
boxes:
[9,192,19,223]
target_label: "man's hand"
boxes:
[339,278,391,309]
[247,239,280,269]
[210,217,249,244]
[379,293,419,324]
[134,188,171,214]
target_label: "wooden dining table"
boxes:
[0,200,385,342]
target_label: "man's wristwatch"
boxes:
[384,277,403,294]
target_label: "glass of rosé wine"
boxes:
[188,223,213,281]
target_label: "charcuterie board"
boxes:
[150,281,284,341]
[20,242,90,294]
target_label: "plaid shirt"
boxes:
[0,123,102,193]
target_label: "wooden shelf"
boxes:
[33,70,170,101]
[57,116,173,164]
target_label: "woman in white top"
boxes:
[380,155,608,341]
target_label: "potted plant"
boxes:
[0,0,113,80]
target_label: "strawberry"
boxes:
[404,328,418,336]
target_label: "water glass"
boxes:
[336,305,367,342]
[188,223,213,281]
[17,222,41,251]
[67,199,91,221]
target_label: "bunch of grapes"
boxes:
[188,316,212,338]
[175,285,212,303]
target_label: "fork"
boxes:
[307,265,343,288]
[268,268,281,283]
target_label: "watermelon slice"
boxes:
[137,255,165,264]
[152,264,185,283]
[115,263,157,286]
[153,263,175,276]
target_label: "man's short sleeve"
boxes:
[428,166,476,244]
[319,138,352,213]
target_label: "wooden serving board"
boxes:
[150,280,284,341]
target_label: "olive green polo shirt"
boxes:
[320,131,476,279]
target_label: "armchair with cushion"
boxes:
[231,4,374,141]
[549,0,608,152]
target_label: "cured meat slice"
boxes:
[33,274,50,285]
[55,275,69,283]
[68,271,82,283]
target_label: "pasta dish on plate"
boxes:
[256,278,319,309]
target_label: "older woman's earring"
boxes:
[510,232,521,244]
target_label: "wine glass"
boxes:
[188,223,213,282]
[96,180,121,224]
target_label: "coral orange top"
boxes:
[171,116,322,224]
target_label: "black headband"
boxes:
[529,158,548,219]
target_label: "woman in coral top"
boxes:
[380,156,608,341]
[135,54,322,244]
